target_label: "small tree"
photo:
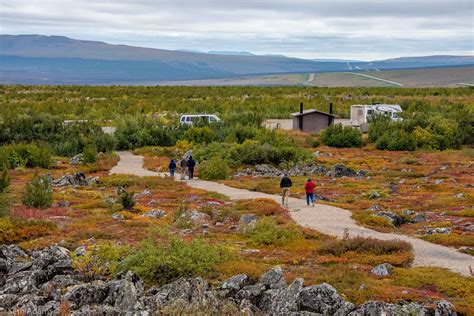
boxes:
[199,158,230,180]
[82,144,98,164]
[22,173,53,209]
[0,165,10,193]
[120,191,135,210]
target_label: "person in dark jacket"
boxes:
[304,178,315,206]
[280,173,292,207]
[188,156,196,179]
[168,159,176,177]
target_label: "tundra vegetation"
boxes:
[0,85,473,313]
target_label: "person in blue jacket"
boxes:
[168,159,176,177]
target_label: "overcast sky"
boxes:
[1,0,473,60]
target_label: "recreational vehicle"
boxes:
[350,104,403,126]
[179,114,221,125]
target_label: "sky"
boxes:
[0,0,473,60]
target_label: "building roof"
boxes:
[291,109,335,117]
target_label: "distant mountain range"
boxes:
[1,34,473,84]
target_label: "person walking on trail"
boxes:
[280,173,292,208]
[305,178,316,207]
[188,156,196,180]
[180,159,188,180]
[168,159,176,177]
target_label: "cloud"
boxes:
[0,0,472,59]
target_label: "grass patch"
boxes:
[243,217,302,246]
[420,234,474,247]
[320,235,413,257]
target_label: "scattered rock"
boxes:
[411,214,427,223]
[435,179,445,185]
[189,211,210,223]
[112,213,124,220]
[435,300,457,316]
[455,193,464,198]
[69,154,83,165]
[402,209,416,216]
[368,205,382,211]
[147,199,158,206]
[372,211,404,227]
[57,200,70,208]
[425,227,452,235]
[239,214,258,225]
[141,209,166,219]
[258,266,286,289]
[330,164,357,178]
[370,263,394,277]
[52,172,97,187]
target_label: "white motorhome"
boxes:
[350,104,403,126]
[179,114,221,125]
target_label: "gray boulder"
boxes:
[436,300,457,316]
[265,278,304,313]
[2,269,49,295]
[104,271,144,313]
[373,211,404,227]
[349,301,396,316]
[235,284,266,306]
[411,214,427,223]
[13,294,47,315]
[69,154,84,165]
[0,293,19,309]
[299,283,355,315]
[370,263,394,277]
[258,266,287,289]
[219,274,251,296]
[239,214,258,225]
[330,164,357,178]
[141,209,167,219]
[63,282,108,309]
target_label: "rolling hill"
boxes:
[1,34,473,84]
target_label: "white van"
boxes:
[179,114,221,125]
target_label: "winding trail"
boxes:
[110,151,474,276]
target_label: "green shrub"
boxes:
[22,173,53,209]
[0,166,10,193]
[82,143,98,164]
[243,217,301,246]
[320,124,363,148]
[184,126,215,144]
[199,157,230,180]
[230,140,267,164]
[71,243,129,280]
[0,144,52,169]
[375,130,416,151]
[120,191,136,210]
[120,236,230,286]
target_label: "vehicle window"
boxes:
[209,117,216,122]
[186,117,192,122]
[392,113,398,118]
[367,110,373,115]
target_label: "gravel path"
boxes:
[111,151,474,276]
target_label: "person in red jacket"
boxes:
[304,178,316,206]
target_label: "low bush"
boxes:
[120,191,136,210]
[22,173,53,209]
[0,166,10,192]
[243,217,301,246]
[0,143,52,169]
[0,193,10,218]
[120,236,230,286]
[375,130,416,151]
[0,218,56,243]
[320,124,363,148]
[320,235,412,257]
[199,157,230,180]
[184,126,215,144]
[71,243,129,280]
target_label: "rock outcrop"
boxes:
[0,244,457,315]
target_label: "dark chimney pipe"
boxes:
[299,102,304,130]
[328,102,334,126]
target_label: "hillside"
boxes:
[0,35,473,84]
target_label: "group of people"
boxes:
[168,156,196,180]
[280,174,316,208]
[169,157,317,207]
